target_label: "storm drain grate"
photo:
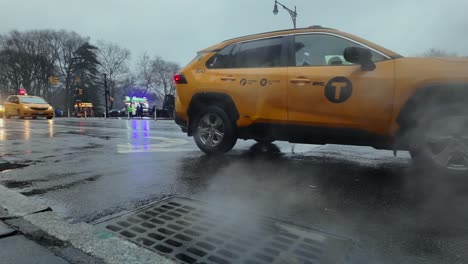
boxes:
[97,198,355,264]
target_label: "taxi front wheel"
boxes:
[193,106,237,155]
[409,104,468,175]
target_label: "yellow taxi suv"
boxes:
[174,26,468,173]
[4,95,54,119]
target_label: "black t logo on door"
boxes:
[324,77,353,103]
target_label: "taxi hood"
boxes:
[24,103,51,108]
[432,57,468,63]
[395,56,468,85]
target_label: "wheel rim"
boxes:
[197,113,224,147]
[424,117,468,171]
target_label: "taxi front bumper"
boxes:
[22,109,54,117]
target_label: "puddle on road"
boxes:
[2,180,34,188]
[0,162,28,172]
[54,131,113,140]
[117,137,188,153]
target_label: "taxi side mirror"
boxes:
[344,47,376,71]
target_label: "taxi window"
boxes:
[294,34,387,67]
[8,96,18,103]
[206,45,235,69]
[232,37,284,68]
[207,37,285,69]
[20,97,47,104]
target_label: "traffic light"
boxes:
[78,88,83,95]
[49,76,59,86]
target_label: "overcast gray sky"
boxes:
[1,0,467,66]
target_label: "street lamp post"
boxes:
[273,0,297,29]
[104,73,109,119]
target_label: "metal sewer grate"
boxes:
[97,197,355,264]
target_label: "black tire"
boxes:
[192,106,237,155]
[6,115,11,119]
[47,116,53,120]
[32,116,37,120]
[254,139,275,144]
[408,104,468,175]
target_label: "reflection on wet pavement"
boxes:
[0,119,57,141]
[0,119,467,263]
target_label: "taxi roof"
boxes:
[198,26,400,59]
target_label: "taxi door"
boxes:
[287,33,395,135]
[4,96,19,117]
[204,37,289,125]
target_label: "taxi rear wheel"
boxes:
[193,106,237,155]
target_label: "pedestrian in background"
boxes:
[152,105,156,117]
[138,103,144,119]
[131,102,136,117]
[128,103,133,118]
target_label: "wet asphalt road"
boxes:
[0,118,468,264]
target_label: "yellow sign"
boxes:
[75,102,93,108]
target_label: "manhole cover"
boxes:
[96,198,356,264]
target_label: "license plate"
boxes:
[37,111,43,114]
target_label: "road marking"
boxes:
[117,137,189,153]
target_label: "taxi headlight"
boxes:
[23,106,30,110]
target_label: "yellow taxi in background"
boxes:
[3,95,54,119]
[0,104,3,118]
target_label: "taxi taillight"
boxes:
[174,73,187,84]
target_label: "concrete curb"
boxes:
[0,185,176,264]
[0,184,50,219]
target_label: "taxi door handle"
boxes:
[220,76,236,81]
[290,77,311,84]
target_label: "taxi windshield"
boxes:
[20,97,47,104]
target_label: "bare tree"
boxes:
[137,52,157,97]
[50,30,98,113]
[0,31,37,94]
[152,57,180,99]
[96,40,130,109]
[420,48,457,57]
[32,30,57,99]
[0,30,58,101]
[0,37,22,96]
[0,29,181,113]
